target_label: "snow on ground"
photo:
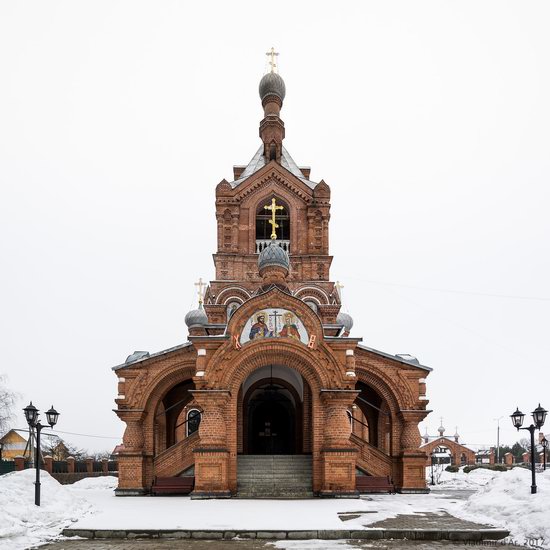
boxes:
[1,467,550,550]
[453,467,550,547]
[0,470,95,550]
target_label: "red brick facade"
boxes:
[113,69,431,497]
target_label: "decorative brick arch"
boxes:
[354,368,402,417]
[139,361,196,413]
[294,285,331,305]
[215,286,251,305]
[224,286,326,344]
[242,177,311,254]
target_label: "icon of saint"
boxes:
[249,313,272,339]
[278,312,301,341]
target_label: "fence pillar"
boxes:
[67,456,75,473]
[14,455,26,471]
[102,458,109,474]
[44,455,53,474]
[86,457,94,473]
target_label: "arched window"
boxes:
[186,409,201,437]
[256,198,290,247]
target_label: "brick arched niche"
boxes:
[223,344,328,493]
[354,368,402,456]
[138,362,196,456]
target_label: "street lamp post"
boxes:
[542,437,548,471]
[511,404,547,494]
[23,402,60,506]
[430,450,436,486]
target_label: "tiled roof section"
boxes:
[357,343,432,372]
[230,146,317,189]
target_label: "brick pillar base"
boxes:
[319,448,359,498]
[397,452,429,493]
[191,448,231,499]
[115,453,148,496]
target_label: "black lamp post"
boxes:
[542,437,548,471]
[430,450,436,486]
[0,440,3,461]
[511,403,547,494]
[23,402,60,506]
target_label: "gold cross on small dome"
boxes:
[264,197,284,240]
[194,277,206,305]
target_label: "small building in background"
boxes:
[0,429,28,460]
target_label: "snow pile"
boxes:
[68,476,118,491]
[457,468,550,547]
[0,470,93,550]
[429,466,499,488]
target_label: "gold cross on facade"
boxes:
[266,47,279,73]
[264,197,284,239]
[194,277,206,305]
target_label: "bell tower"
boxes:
[204,61,341,328]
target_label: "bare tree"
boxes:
[0,375,17,437]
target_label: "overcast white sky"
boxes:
[1,1,549,453]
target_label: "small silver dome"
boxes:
[185,305,208,328]
[337,311,354,332]
[258,240,290,272]
[259,72,286,102]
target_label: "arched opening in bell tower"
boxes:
[239,365,311,455]
[255,197,290,253]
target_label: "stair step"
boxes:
[237,455,313,499]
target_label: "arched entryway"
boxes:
[239,365,310,455]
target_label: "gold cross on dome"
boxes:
[266,47,279,73]
[194,277,206,305]
[264,197,284,239]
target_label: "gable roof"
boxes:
[230,146,317,189]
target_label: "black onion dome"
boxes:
[258,241,290,272]
[259,72,286,102]
[337,311,354,332]
[184,305,208,328]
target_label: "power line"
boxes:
[348,276,550,302]
[15,427,120,440]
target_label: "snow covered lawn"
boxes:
[1,467,549,550]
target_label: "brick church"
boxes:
[112,59,432,498]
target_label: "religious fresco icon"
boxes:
[240,308,309,345]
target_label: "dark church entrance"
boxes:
[248,386,296,454]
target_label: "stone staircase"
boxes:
[237,455,313,499]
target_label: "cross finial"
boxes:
[335,281,344,301]
[266,47,279,73]
[194,277,206,306]
[264,197,284,240]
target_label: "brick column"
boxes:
[115,409,147,496]
[67,456,75,473]
[86,457,94,473]
[44,455,53,474]
[397,410,429,493]
[319,389,359,497]
[190,389,231,499]
[102,458,109,474]
[14,455,26,471]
